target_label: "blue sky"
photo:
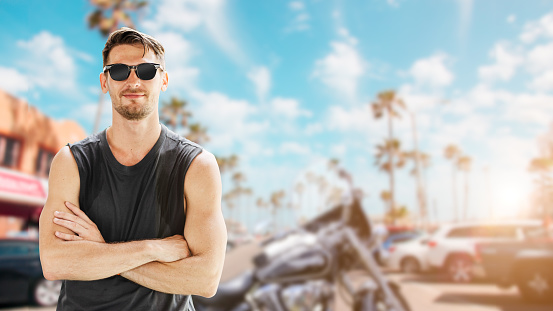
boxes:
[2,0,553,228]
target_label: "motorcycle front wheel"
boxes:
[354,285,411,311]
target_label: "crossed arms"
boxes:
[38,146,227,297]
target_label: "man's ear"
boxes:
[99,73,108,94]
[161,71,169,92]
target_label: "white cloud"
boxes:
[478,43,522,82]
[271,97,312,119]
[526,42,553,74]
[16,31,78,93]
[289,1,304,11]
[504,93,553,125]
[304,122,324,136]
[326,105,373,132]
[520,12,553,44]
[398,84,445,112]
[410,53,454,88]
[281,142,311,155]
[286,1,310,32]
[331,144,347,157]
[0,67,30,94]
[155,31,200,90]
[386,0,399,7]
[190,91,269,151]
[146,0,246,65]
[507,14,516,24]
[313,30,365,99]
[463,83,513,108]
[529,70,553,92]
[247,66,271,103]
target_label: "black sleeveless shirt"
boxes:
[58,124,202,311]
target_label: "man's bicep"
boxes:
[39,146,81,252]
[183,151,227,258]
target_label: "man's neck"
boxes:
[106,111,162,166]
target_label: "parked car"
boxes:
[375,230,422,265]
[475,226,553,303]
[426,219,543,282]
[385,234,430,273]
[0,238,61,307]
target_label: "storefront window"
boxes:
[0,135,21,169]
[36,148,54,178]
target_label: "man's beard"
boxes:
[112,95,154,121]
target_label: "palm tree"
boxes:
[231,172,246,227]
[380,190,391,215]
[87,0,148,37]
[160,97,192,132]
[457,155,472,221]
[371,90,406,225]
[88,0,148,133]
[216,154,239,175]
[375,138,406,223]
[270,190,286,232]
[405,150,431,226]
[187,123,210,145]
[528,157,553,221]
[444,144,461,222]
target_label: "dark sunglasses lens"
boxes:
[137,63,157,80]
[109,64,130,81]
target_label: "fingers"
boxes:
[55,231,83,241]
[53,217,86,235]
[54,209,90,230]
[64,201,95,226]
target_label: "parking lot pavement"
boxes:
[387,272,553,311]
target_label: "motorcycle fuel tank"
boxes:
[255,244,332,283]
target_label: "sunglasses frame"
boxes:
[103,63,164,81]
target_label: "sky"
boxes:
[2,0,553,229]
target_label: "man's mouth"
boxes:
[123,94,145,99]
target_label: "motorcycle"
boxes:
[194,170,410,311]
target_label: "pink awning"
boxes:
[0,167,47,207]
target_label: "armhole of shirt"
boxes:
[66,143,85,210]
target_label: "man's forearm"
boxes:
[42,239,155,281]
[121,254,221,297]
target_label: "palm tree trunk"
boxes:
[387,109,396,225]
[463,171,469,221]
[452,165,458,222]
[411,113,426,227]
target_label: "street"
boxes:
[2,242,552,311]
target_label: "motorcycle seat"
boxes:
[193,270,255,307]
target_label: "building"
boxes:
[0,89,87,237]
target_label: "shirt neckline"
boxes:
[100,123,167,175]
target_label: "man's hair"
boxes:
[102,27,165,68]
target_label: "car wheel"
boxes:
[401,257,421,274]
[446,255,473,283]
[516,265,553,304]
[31,278,61,307]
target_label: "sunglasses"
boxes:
[103,63,163,81]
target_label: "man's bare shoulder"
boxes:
[50,146,79,178]
[184,150,221,197]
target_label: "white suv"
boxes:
[426,220,543,282]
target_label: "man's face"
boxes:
[100,44,168,121]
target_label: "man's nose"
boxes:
[127,68,141,86]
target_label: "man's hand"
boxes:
[150,235,191,263]
[54,201,191,263]
[53,201,105,243]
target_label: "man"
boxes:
[39,27,227,310]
